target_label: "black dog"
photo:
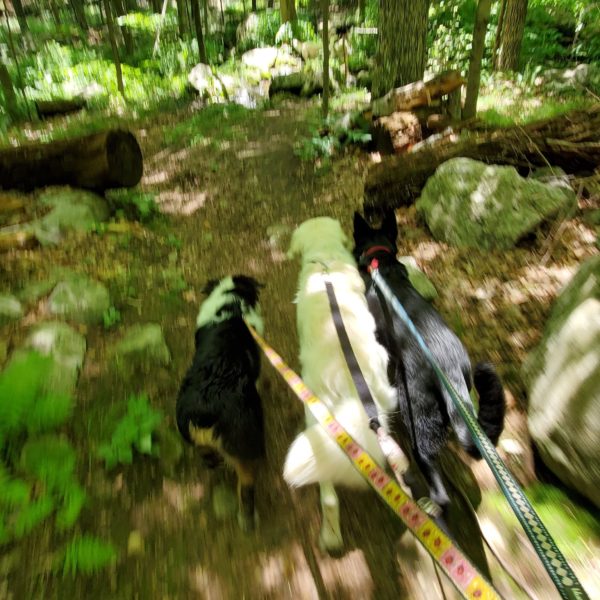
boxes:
[176,275,265,530]
[353,211,505,510]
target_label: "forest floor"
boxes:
[1,97,599,599]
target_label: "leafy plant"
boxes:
[98,394,163,470]
[102,306,122,330]
[105,189,159,222]
[58,535,117,577]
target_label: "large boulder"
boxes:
[241,47,279,71]
[525,256,600,508]
[47,275,111,325]
[415,158,577,250]
[0,294,23,324]
[269,71,323,98]
[33,187,109,246]
[188,63,226,101]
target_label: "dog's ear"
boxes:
[201,278,220,295]
[353,211,371,242]
[381,210,398,245]
[232,275,263,307]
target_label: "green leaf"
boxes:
[20,435,76,493]
[12,496,55,538]
[56,484,86,531]
[59,534,117,577]
[25,393,74,435]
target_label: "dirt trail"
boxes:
[4,100,598,600]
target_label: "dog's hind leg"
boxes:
[232,458,259,532]
[318,481,343,554]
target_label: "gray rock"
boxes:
[269,70,323,98]
[398,257,438,301]
[241,47,279,71]
[526,256,600,508]
[21,321,86,396]
[211,484,238,521]
[115,323,171,367]
[18,279,59,305]
[416,157,577,250]
[188,63,225,100]
[33,187,109,246]
[236,12,260,50]
[529,167,574,204]
[0,294,23,323]
[48,276,110,325]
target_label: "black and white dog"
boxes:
[176,275,265,530]
[353,211,506,511]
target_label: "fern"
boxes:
[12,496,55,539]
[25,393,74,435]
[20,435,77,494]
[55,484,86,531]
[98,394,163,469]
[0,352,53,447]
[0,466,31,508]
[59,535,117,577]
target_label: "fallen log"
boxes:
[371,111,422,154]
[35,98,86,119]
[371,70,466,118]
[365,104,600,209]
[0,129,143,192]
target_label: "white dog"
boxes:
[283,217,397,552]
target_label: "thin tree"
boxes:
[464,0,492,119]
[112,0,134,55]
[495,0,528,71]
[191,0,208,63]
[176,0,189,38]
[372,0,430,99]
[281,0,296,23]
[0,63,18,122]
[103,0,125,97]
[321,0,330,119]
[492,0,507,69]
[69,0,88,30]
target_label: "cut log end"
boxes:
[106,130,144,188]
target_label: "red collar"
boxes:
[362,245,394,259]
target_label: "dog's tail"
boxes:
[466,362,506,459]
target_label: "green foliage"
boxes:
[165,103,250,147]
[20,435,76,493]
[105,189,159,222]
[102,306,122,330]
[58,535,117,577]
[11,496,56,539]
[55,484,87,531]
[295,133,339,161]
[98,394,163,470]
[237,11,282,53]
[0,353,72,447]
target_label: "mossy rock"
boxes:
[47,276,110,325]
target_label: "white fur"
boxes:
[196,276,264,334]
[283,217,397,489]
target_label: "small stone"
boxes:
[48,276,110,325]
[0,294,23,323]
[127,531,144,556]
[115,323,171,367]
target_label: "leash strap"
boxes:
[324,280,381,431]
[245,322,502,600]
[369,264,589,600]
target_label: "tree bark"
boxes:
[372,70,465,117]
[176,0,189,38]
[321,0,330,119]
[365,105,600,209]
[492,0,507,69]
[69,0,88,30]
[0,129,143,192]
[191,0,207,63]
[495,0,528,71]
[281,0,296,23]
[252,0,257,10]
[103,0,125,96]
[11,0,29,34]
[372,0,430,99]
[463,0,492,119]
[111,0,134,55]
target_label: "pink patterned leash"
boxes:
[245,322,502,600]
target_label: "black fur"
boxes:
[176,276,265,529]
[353,211,506,508]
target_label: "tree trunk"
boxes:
[202,0,209,36]
[495,0,528,71]
[281,0,296,23]
[364,105,600,209]
[0,63,18,122]
[176,0,189,38]
[0,129,143,192]
[463,0,492,119]
[191,0,207,63]
[11,0,29,34]
[69,0,88,29]
[492,0,507,69]
[111,0,134,55]
[151,0,161,13]
[252,0,256,10]
[321,0,330,119]
[372,0,430,99]
[103,0,125,96]
[358,0,365,19]
[372,70,465,117]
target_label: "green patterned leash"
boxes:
[369,263,589,600]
